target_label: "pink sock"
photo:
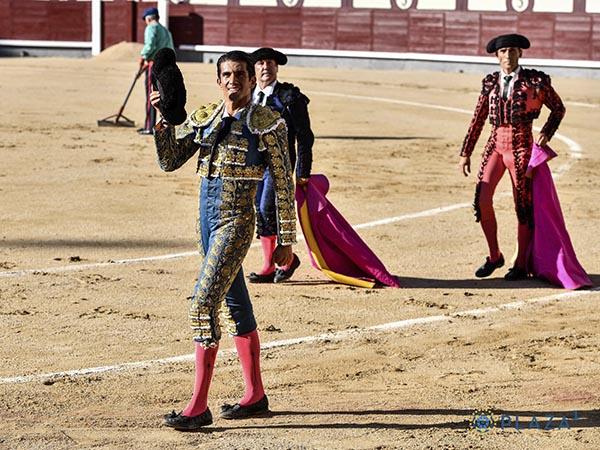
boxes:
[182,342,219,417]
[233,329,265,406]
[258,235,277,275]
[480,218,502,262]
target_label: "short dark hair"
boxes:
[216,51,255,79]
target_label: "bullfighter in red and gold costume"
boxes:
[459,33,565,281]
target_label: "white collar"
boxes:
[502,66,521,80]
[253,81,277,104]
[222,108,244,120]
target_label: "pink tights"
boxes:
[478,130,530,268]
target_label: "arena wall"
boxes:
[0,0,598,76]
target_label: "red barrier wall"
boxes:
[0,0,598,61]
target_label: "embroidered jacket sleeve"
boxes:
[538,77,565,140]
[153,105,217,172]
[460,74,494,158]
[251,107,297,246]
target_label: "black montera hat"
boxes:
[250,47,288,66]
[152,48,187,125]
[486,34,530,53]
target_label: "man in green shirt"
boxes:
[138,7,174,135]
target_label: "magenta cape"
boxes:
[295,174,400,288]
[526,144,592,289]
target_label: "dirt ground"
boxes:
[1,43,599,450]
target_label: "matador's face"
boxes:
[496,47,522,74]
[217,60,256,102]
[254,59,279,89]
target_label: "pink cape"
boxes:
[526,144,592,289]
[295,174,400,288]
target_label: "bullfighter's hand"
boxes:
[272,244,293,267]
[459,156,471,177]
[535,133,548,147]
[149,90,161,111]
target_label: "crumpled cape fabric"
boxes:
[526,144,592,289]
[295,174,400,288]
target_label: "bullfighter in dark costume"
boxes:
[459,34,565,281]
[247,47,314,284]
[150,50,296,430]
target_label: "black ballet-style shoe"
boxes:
[162,408,213,431]
[273,254,301,283]
[475,254,505,278]
[220,395,269,420]
[247,271,276,283]
[504,266,529,281]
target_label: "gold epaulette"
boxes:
[247,103,285,135]
[189,101,224,128]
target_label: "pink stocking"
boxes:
[480,217,502,262]
[182,342,219,417]
[258,235,277,275]
[233,329,265,406]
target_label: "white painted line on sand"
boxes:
[0,203,470,277]
[0,252,199,278]
[564,101,598,108]
[1,287,597,385]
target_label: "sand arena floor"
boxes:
[1,43,599,449]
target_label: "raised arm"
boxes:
[153,121,200,172]
[150,90,201,171]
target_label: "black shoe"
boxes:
[504,266,529,281]
[137,128,153,135]
[475,254,505,278]
[220,395,269,420]
[162,408,213,430]
[247,271,275,283]
[273,254,301,283]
